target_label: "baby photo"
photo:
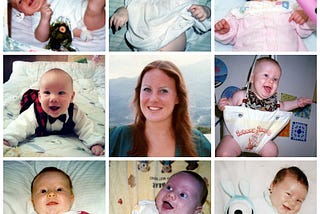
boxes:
[4,0,105,51]
[109,54,211,157]
[109,0,211,51]
[215,55,316,157]
[109,160,211,214]
[214,0,317,51]
[215,160,316,214]
[3,160,106,214]
[3,55,105,157]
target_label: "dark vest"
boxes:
[20,89,75,136]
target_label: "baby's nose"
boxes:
[50,94,58,102]
[166,192,176,201]
[47,191,57,198]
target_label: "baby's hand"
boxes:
[218,97,231,111]
[289,10,309,25]
[297,97,313,108]
[3,140,10,147]
[188,4,211,22]
[109,7,129,32]
[91,144,104,156]
[40,3,53,21]
[214,19,230,34]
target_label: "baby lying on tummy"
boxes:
[3,68,104,156]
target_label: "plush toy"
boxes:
[296,0,317,24]
[45,17,76,51]
[221,180,255,214]
[185,161,199,170]
[137,161,151,172]
[160,161,174,173]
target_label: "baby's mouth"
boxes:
[263,86,272,93]
[162,201,174,210]
[46,201,58,206]
[49,106,60,111]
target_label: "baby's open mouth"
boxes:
[49,106,60,111]
[264,86,272,93]
[162,201,173,210]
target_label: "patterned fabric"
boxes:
[19,89,75,136]
[244,89,279,112]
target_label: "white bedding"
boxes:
[215,160,317,214]
[3,161,105,214]
[3,61,105,157]
[214,0,317,51]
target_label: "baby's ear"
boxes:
[71,91,75,100]
[194,205,202,214]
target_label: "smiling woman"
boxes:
[109,60,211,157]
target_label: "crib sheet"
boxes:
[109,0,212,51]
[214,0,317,51]
[3,61,105,157]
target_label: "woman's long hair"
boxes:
[128,60,197,157]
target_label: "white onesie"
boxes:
[131,200,159,214]
[125,0,211,51]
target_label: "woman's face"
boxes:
[11,0,45,15]
[140,68,179,124]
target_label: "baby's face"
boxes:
[32,171,74,214]
[250,61,281,100]
[10,0,45,16]
[38,71,75,118]
[269,175,308,214]
[155,173,202,214]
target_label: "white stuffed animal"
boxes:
[221,180,255,214]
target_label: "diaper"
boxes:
[231,1,295,18]
[223,105,292,153]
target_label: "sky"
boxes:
[109,53,211,79]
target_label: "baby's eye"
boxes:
[179,193,188,199]
[58,91,66,95]
[43,91,50,95]
[41,189,47,193]
[18,0,22,4]
[273,78,278,82]
[166,185,173,191]
[57,188,62,192]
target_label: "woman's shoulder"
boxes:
[191,128,211,157]
[109,125,134,157]
[110,125,133,135]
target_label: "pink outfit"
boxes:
[215,2,315,51]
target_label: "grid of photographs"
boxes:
[1,0,318,214]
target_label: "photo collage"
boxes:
[2,0,318,213]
